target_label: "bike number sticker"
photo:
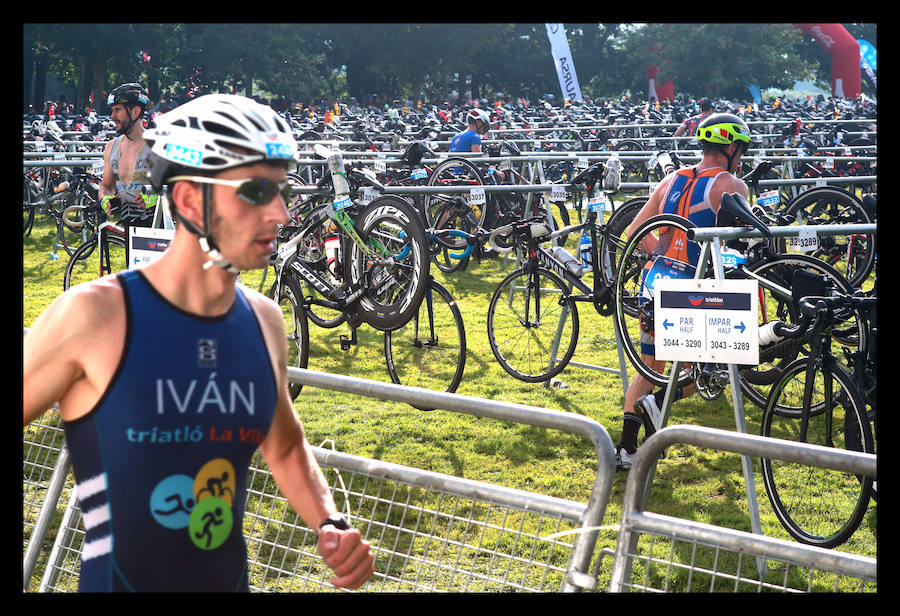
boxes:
[790,228,818,252]
[756,191,780,207]
[334,195,353,211]
[469,187,486,205]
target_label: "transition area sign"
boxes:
[653,278,759,365]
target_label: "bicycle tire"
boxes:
[783,187,875,288]
[424,157,485,230]
[429,201,471,274]
[760,357,874,548]
[345,195,430,332]
[598,196,647,287]
[487,265,579,383]
[63,233,128,290]
[384,279,466,408]
[613,214,696,388]
[268,274,310,401]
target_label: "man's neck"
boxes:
[141,231,239,317]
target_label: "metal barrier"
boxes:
[23,367,618,593]
[23,368,877,593]
[610,426,876,593]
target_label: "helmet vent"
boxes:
[203,120,242,140]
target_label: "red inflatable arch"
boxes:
[793,23,861,99]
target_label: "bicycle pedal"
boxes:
[339,335,352,351]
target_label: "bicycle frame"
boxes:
[522,202,620,316]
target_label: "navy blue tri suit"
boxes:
[62,269,278,592]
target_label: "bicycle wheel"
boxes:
[613,214,695,388]
[737,253,861,410]
[268,274,310,401]
[487,265,578,383]
[63,233,128,290]
[760,357,874,548]
[425,157,484,225]
[384,279,466,407]
[784,187,875,288]
[345,195,430,332]
[59,191,98,257]
[598,196,647,287]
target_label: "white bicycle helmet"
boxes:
[466,108,491,133]
[143,94,299,272]
[144,93,298,192]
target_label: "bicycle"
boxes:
[62,200,128,290]
[779,185,875,289]
[759,280,876,548]
[482,159,642,382]
[24,166,99,258]
[264,145,430,397]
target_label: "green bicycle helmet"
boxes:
[696,113,751,146]
[696,113,751,170]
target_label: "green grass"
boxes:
[23,211,877,592]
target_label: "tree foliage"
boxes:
[23,22,876,111]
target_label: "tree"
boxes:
[618,23,816,100]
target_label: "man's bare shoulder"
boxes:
[31,276,125,338]
[237,283,284,333]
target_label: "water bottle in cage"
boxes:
[579,232,592,272]
[552,246,584,278]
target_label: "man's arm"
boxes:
[250,293,375,589]
[23,280,124,426]
[98,140,116,201]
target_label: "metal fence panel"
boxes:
[609,425,877,593]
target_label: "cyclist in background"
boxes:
[99,83,157,227]
[450,108,491,153]
[673,98,714,140]
[616,113,752,471]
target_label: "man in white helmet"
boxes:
[23,93,374,592]
[450,107,491,153]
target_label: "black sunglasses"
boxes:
[169,175,292,205]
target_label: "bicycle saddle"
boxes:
[400,141,428,166]
[717,192,772,237]
[569,161,605,187]
[739,160,776,185]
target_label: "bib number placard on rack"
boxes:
[653,278,759,364]
[128,226,175,269]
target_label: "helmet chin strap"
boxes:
[174,183,240,274]
[118,105,142,141]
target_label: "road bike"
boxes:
[759,281,876,548]
[62,201,128,290]
[482,159,642,382]
[263,145,430,397]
